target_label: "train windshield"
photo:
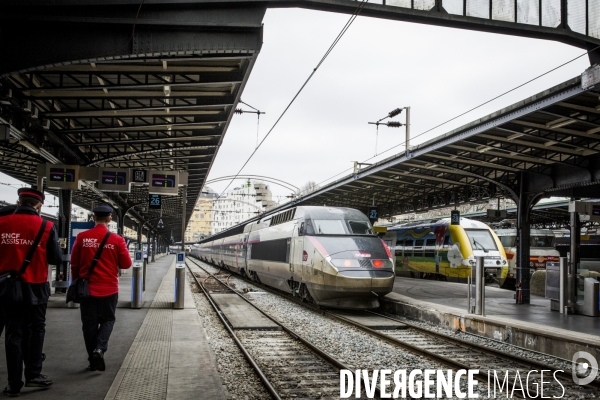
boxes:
[531,236,554,247]
[465,229,498,252]
[310,219,374,235]
[313,220,346,234]
[499,236,516,247]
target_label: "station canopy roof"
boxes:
[203,72,600,243]
[287,74,600,221]
[0,54,255,240]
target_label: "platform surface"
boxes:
[211,293,280,330]
[0,254,228,400]
[331,310,407,330]
[387,278,600,338]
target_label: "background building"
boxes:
[185,189,218,242]
[212,181,277,234]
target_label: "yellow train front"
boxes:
[381,217,508,286]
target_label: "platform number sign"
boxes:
[451,210,460,225]
[368,207,379,223]
[149,194,162,210]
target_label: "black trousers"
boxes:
[80,293,118,361]
[3,302,47,386]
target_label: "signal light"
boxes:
[372,260,384,268]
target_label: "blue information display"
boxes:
[70,221,95,252]
[368,207,378,222]
[451,210,460,225]
[177,253,184,263]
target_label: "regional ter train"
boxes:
[191,206,395,309]
[381,217,508,286]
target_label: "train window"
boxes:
[395,239,405,256]
[424,239,435,257]
[347,221,374,235]
[313,220,346,234]
[531,236,553,247]
[414,239,424,257]
[499,236,516,247]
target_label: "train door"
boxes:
[292,223,304,282]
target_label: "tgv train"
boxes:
[381,217,508,286]
[191,206,395,309]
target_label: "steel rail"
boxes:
[365,310,600,391]
[188,254,599,397]
[186,259,380,399]
[185,262,282,400]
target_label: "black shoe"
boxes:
[3,383,21,397]
[41,353,46,362]
[24,375,53,388]
[87,363,97,372]
[92,349,105,371]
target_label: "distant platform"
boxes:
[382,278,600,361]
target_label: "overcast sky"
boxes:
[0,8,592,212]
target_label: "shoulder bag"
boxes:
[0,220,48,303]
[67,232,111,303]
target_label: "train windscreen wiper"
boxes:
[472,239,489,253]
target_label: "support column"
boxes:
[516,175,531,304]
[588,42,600,66]
[137,222,142,251]
[570,209,581,307]
[146,227,150,260]
[117,209,125,236]
[152,234,156,262]
[181,185,187,252]
[57,189,72,293]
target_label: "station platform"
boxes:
[0,254,228,400]
[381,278,600,361]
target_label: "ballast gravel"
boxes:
[188,269,270,400]
[189,259,596,399]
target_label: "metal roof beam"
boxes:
[80,136,219,146]
[22,79,241,93]
[42,108,226,118]
[512,119,600,139]
[22,90,232,99]
[57,121,224,133]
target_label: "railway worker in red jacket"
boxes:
[70,204,131,372]
[0,188,62,397]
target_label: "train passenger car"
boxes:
[382,217,508,286]
[191,206,395,309]
[494,228,560,289]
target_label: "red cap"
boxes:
[17,187,45,204]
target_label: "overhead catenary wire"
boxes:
[316,44,600,188]
[215,0,370,200]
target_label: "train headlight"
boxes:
[331,259,360,268]
[372,260,384,268]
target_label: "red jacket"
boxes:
[71,224,132,297]
[0,211,55,283]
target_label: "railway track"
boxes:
[188,256,600,399]
[187,259,377,400]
